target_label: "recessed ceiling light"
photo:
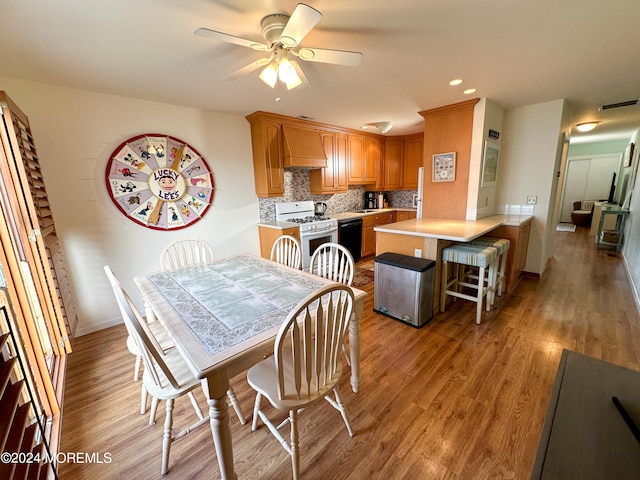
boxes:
[463,88,476,95]
[449,79,463,86]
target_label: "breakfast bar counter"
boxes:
[374,214,533,313]
[374,214,532,241]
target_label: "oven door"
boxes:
[301,228,338,271]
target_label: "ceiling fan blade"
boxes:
[194,28,268,51]
[224,57,272,81]
[279,3,322,47]
[296,47,363,67]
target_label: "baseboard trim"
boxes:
[74,317,123,337]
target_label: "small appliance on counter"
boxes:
[364,191,377,209]
[314,201,327,216]
[364,191,389,209]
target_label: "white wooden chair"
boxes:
[160,238,215,270]
[309,242,354,287]
[270,235,302,269]
[125,314,174,414]
[104,265,209,475]
[309,242,354,364]
[247,284,355,480]
[159,239,246,425]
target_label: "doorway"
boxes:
[560,154,621,223]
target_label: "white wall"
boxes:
[497,99,569,275]
[468,98,504,219]
[0,77,260,335]
[622,127,640,311]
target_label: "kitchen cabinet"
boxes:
[246,113,284,197]
[362,211,396,257]
[281,124,327,168]
[348,134,381,185]
[383,139,404,190]
[310,131,348,194]
[258,225,300,259]
[364,136,383,188]
[402,134,423,189]
[488,218,532,294]
[382,134,423,191]
[245,111,426,197]
[395,210,417,222]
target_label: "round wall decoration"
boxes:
[106,134,215,230]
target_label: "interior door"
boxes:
[561,159,589,222]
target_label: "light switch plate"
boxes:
[414,249,422,257]
[527,195,537,205]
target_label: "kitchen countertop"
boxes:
[257,220,299,229]
[374,214,533,242]
[258,207,418,226]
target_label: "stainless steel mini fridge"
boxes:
[373,252,435,328]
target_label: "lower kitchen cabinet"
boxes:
[487,218,532,294]
[258,225,300,259]
[362,211,396,257]
[395,210,417,222]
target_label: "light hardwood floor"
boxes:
[59,228,640,479]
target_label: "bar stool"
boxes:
[441,244,498,324]
[470,237,510,300]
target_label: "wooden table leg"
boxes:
[349,299,363,393]
[201,371,237,480]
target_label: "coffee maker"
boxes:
[364,191,377,209]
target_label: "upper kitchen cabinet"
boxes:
[383,138,404,190]
[348,134,381,185]
[310,131,348,194]
[281,124,327,168]
[382,133,423,191]
[246,112,284,197]
[402,133,423,189]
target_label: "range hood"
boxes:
[281,124,327,169]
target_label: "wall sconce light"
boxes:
[575,121,600,132]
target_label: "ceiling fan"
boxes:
[194,3,363,91]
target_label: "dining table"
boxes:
[134,252,366,480]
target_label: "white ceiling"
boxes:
[2,0,639,144]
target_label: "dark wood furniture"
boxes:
[531,349,640,479]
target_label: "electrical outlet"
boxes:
[414,249,422,258]
[527,195,537,205]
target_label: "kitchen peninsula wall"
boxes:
[258,170,416,222]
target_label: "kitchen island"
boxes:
[374,214,533,314]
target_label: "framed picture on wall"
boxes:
[481,140,500,187]
[432,152,456,182]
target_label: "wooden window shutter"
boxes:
[0,91,76,351]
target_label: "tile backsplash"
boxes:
[258,170,417,221]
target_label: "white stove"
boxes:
[275,201,337,233]
[275,201,338,269]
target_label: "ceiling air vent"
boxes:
[598,99,639,111]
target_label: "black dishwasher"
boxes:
[338,217,362,262]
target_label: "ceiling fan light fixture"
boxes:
[278,57,301,86]
[364,122,393,134]
[259,63,278,88]
[576,121,600,132]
